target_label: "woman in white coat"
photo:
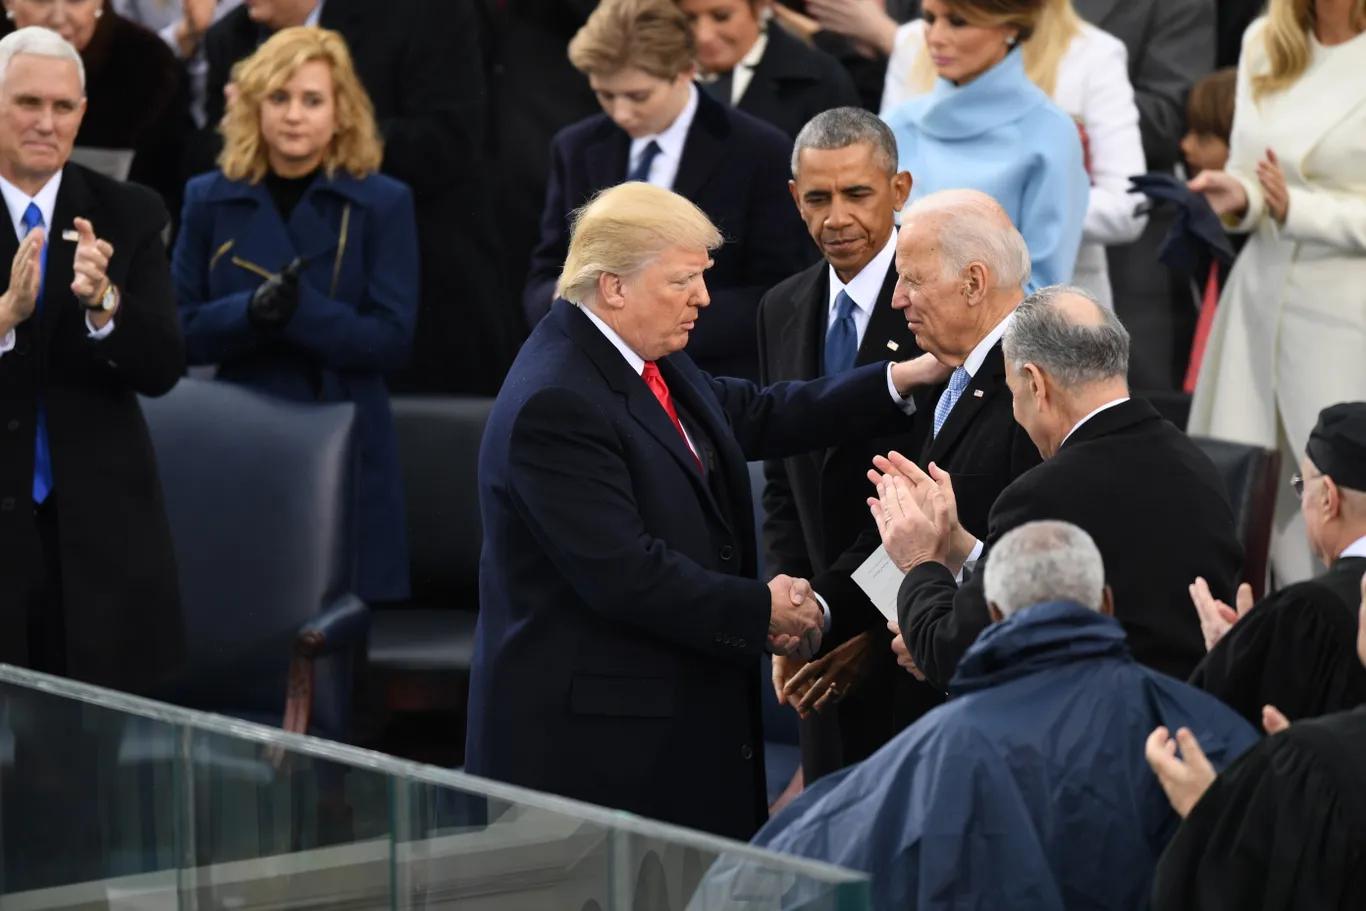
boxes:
[881,0,1147,308]
[1188,0,1366,583]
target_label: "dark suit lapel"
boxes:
[781,263,826,381]
[586,126,631,190]
[660,355,744,534]
[855,260,918,367]
[672,88,730,200]
[44,165,100,345]
[924,341,1006,464]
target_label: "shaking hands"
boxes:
[767,574,823,659]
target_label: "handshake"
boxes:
[766,574,823,659]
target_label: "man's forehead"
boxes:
[5,53,82,94]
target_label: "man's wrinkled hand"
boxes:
[1144,725,1217,819]
[869,452,975,569]
[888,620,925,680]
[1189,577,1253,651]
[69,217,114,309]
[868,474,952,572]
[0,228,43,331]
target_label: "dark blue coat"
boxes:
[522,87,813,380]
[748,602,1259,910]
[172,169,418,602]
[466,301,913,840]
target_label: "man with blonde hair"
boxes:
[469,181,941,839]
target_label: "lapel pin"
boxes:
[886,340,899,352]
[972,389,984,398]
[61,229,80,242]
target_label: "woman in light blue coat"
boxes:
[882,0,1088,291]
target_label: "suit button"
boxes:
[5,419,17,431]
[719,545,734,561]
[0,496,13,511]
[741,744,753,760]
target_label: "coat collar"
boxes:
[1058,397,1158,451]
[899,48,1048,140]
[41,164,101,343]
[201,169,373,205]
[581,86,732,199]
[202,170,365,265]
[750,23,824,85]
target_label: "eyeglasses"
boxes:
[1290,472,1324,496]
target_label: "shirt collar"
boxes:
[1340,534,1366,560]
[739,26,768,70]
[630,82,698,168]
[304,1,324,26]
[0,170,62,240]
[1060,397,1131,447]
[963,310,1013,377]
[578,302,646,375]
[828,229,897,319]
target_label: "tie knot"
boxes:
[834,290,856,320]
[642,361,662,382]
[21,202,42,233]
[948,366,971,392]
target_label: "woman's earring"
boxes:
[1005,34,1017,47]
[4,11,13,21]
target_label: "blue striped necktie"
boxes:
[932,366,971,438]
[22,202,52,504]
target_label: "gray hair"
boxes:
[902,190,1031,290]
[983,520,1105,618]
[0,27,86,92]
[791,107,898,177]
[1003,285,1130,388]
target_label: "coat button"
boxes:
[5,419,17,431]
[719,545,734,561]
[740,744,753,760]
[0,496,14,511]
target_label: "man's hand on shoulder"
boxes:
[890,352,952,398]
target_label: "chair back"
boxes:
[140,378,360,735]
[1192,436,1280,598]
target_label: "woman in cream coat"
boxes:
[882,0,1147,308]
[1189,1,1366,582]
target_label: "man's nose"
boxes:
[825,197,853,228]
[693,19,715,49]
[694,280,711,309]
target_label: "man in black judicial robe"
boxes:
[1189,403,1366,728]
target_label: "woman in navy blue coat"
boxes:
[172,26,418,602]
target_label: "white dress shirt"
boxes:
[0,172,114,357]
[627,83,699,190]
[728,27,768,105]
[828,229,897,351]
[1339,535,1366,560]
[1060,396,1131,448]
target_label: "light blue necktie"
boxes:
[22,202,52,504]
[626,140,662,183]
[823,290,858,376]
[932,366,971,438]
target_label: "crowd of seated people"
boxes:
[0,0,1362,906]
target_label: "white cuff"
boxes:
[812,590,833,634]
[0,327,13,357]
[885,363,918,416]
[86,313,115,339]
[953,538,984,585]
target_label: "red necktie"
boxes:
[642,362,702,472]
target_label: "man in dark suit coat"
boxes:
[523,0,811,380]
[0,32,184,694]
[468,181,942,839]
[758,109,921,780]
[877,286,1242,691]
[200,0,517,395]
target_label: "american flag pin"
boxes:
[973,389,984,398]
[886,340,899,352]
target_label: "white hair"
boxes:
[902,189,1031,290]
[0,27,86,93]
[983,520,1105,618]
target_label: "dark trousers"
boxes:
[24,495,67,676]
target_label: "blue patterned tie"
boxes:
[626,140,662,183]
[932,366,971,438]
[22,202,52,504]
[823,290,858,376]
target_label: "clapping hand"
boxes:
[1145,726,1217,819]
[70,217,115,319]
[1257,148,1290,224]
[0,227,43,331]
[767,574,823,658]
[867,452,974,572]
[1188,576,1254,651]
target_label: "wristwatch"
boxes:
[85,283,119,313]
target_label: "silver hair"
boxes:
[791,107,898,177]
[1003,284,1130,388]
[983,520,1105,618]
[902,190,1031,289]
[0,27,86,92]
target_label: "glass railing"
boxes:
[0,664,869,910]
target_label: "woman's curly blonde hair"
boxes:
[218,26,383,183]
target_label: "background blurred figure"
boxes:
[174,27,417,604]
[884,0,1146,309]
[880,0,1089,291]
[677,0,860,139]
[1187,0,1366,585]
[753,521,1256,910]
[524,0,810,380]
[1148,574,1366,911]
[771,0,919,111]
[2,0,191,215]
[112,0,242,128]
[200,0,516,395]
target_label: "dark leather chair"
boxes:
[365,397,493,739]
[139,378,366,739]
[1192,436,1280,599]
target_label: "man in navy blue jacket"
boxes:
[522,0,811,381]
[744,521,1257,909]
[468,181,940,840]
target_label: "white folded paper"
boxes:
[852,545,905,624]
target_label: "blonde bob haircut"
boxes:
[1254,0,1366,100]
[568,0,696,80]
[556,182,722,305]
[219,26,383,183]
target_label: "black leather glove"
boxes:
[247,257,302,329]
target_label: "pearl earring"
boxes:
[4,11,13,20]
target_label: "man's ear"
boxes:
[962,261,989,306]
[891,170,913,210]
[1099,584,1115,618]
[987,601,1005,624]
[1022,362,1047,407]
[596,271,627,310]
[1321,475,1342,522]
[788,178,801,212]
